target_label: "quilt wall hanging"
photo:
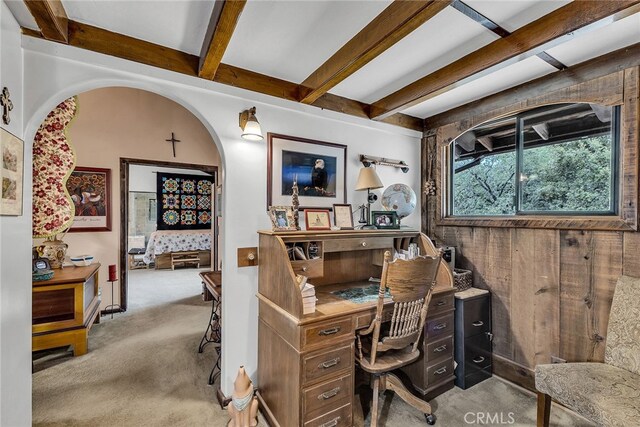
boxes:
[32,96,77,238]
[157,172,213,230]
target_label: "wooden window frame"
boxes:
[433,68,638,231]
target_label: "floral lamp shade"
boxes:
[32,97,77,238]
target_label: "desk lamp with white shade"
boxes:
[355,166,383,229]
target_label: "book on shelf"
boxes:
[302,297,317,314]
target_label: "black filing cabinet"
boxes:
[454,288,492,389]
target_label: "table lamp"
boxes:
[355,166,383,229]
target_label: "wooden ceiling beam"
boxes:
[370,0,640,120]
[23,0,68,43]
[21,22,422,132]
[299,0,451,105]
[199,0,247,80]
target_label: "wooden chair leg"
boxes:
[370,375,380,427]
[537,392,551,427]
[386,373,432,416]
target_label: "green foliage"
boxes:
[453,136,613,215]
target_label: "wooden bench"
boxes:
[170,251,200,270]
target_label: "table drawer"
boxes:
[425,335,453,363]
[428,291,454,315]
[426,358,453,386]
[303,317,353,349]
[303,343,353,385]
[303,374,352,418]
[292,258,324,279]
[323,237,394,253]
[425,313,454,340]
[304,403,352,427]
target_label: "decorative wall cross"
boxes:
[1,87,13,125]
[165,132,181,157]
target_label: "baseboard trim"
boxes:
[492,354,536,392]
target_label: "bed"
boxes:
[143,230,212,269]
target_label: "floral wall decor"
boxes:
[32,97,78,238]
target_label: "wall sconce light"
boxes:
[239,106,263,141]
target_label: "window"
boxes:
[450,103,620,217]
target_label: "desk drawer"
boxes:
[425,336,453,363]
[303,317,353,349]
[292,258,323,279]
[425,313,454,340]
[428,291,454,316]
[303,374,352,419]
[303,343,353,385]
[323,237,393,253]
[426,358,453,386]
[304,403,352,427]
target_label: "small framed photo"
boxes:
[332,204,353,229]
[372,211,400,229]
[269,206,298,231]
[304,209,331,230]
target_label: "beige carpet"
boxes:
[33,268,591,426]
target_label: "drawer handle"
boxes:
[472,321,484,327]
[434,323,447,330]
[434,345,447,353]
[361,241,367,247]
[318,327,341,336]
[436,300,446,306]
[318,387,341,400]
[434,367,447,375]
[320,417,341,427]
[473,356,485,364]
[319,357,341,369]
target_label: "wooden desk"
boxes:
[257,230,454,427]
[32,264,101,356]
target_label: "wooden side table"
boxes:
[32,264,101,356]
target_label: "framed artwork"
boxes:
[0,128,23,216]
[269,205,297,231]
[156,172,214,231]
[267,133,346,210]
[372,211,400,229]
[66,167,112,231]
[333,204,354,229]
[304,209,331,230]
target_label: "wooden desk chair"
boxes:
[356,251,441,426]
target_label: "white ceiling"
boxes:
[222,0,392,83]
[3,0,639,123]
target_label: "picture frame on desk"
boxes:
[372,211,400,229]
[267,133,346,210]
[332,203,354,229]
[268,205,298,231]
[304,209,331,230]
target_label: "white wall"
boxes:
[18,35,421,415]
[0,2,31,425]
[129,164,211,193]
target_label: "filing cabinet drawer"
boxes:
[292,258,324,279]
[464,333,492,373]
[303,374,352,418]
[303,317,353,349]
[425,313,454,339]
[463,296,491,337]
[302,343,353,385]
[304,403,352,427]
[425,335,454,363]
[428,291,454,316]
[323,237,393,253]
[426,358,453,386]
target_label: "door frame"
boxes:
[114,157,218,313]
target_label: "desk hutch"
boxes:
[257,230,454,427]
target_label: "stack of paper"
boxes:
[301,282,317,315]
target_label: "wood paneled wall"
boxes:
[423,52,640,391]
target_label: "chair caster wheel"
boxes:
[425,413,436,425]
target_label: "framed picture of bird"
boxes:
[267,133,346,210]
